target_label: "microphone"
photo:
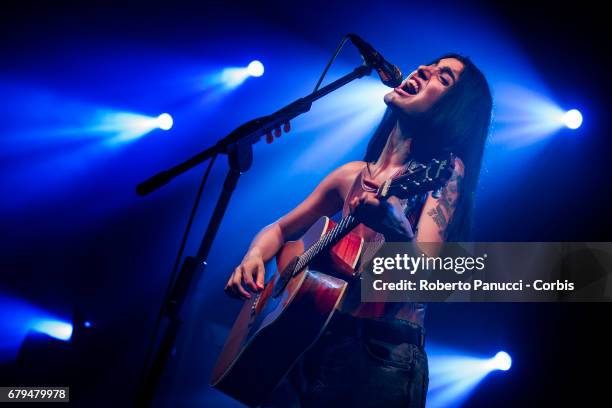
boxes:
[347,33,403,88]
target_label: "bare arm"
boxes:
[413,157,465,254]
[244,168,345,262]
[225,162,363,299]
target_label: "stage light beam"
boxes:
[86,111,175,145]
[426,344,513,408]
[493,86,585,147]
[220,60,265,89]
[563,109,582,129]
[31,320,73,342]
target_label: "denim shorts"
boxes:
[262,312,429,408]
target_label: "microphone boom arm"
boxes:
[134,62,373,406]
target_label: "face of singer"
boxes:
[384,57,464,114]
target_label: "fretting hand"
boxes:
[348,192,414,241]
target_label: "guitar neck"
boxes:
[294,214,359,273]
[290,156,453,276]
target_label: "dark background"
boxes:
[0,0,610,407]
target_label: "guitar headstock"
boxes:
[378,155,455,200]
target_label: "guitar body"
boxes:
[210,156,453,407]
[210,216,364,407]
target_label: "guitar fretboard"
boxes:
[293,215,359,274]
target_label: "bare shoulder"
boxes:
[321,161,366,202]
[329,160,366,186]
[453,156,465,178]
[448,156,465,194]
[336,160,367,176]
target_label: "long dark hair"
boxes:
[364,54,493,241]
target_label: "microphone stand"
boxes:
[135,63,372,406]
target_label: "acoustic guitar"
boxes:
[210,157,454,407]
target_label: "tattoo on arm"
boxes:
[427,205,447,230]
[438,188,453,214]
[426,171,463,238]
[448,172,462,193]
[438,173,462,213]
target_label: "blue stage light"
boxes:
[1,293,76,361]
[31,319,73,341]
[247,60,265,77]
[493,85,569,148]
[220,68,249,88]
[563,109,582,129]
[491,351,512,371]
[220,60,265,89]
[426,344,513,408]
[156,113,174,130]
[88,111,175,145]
